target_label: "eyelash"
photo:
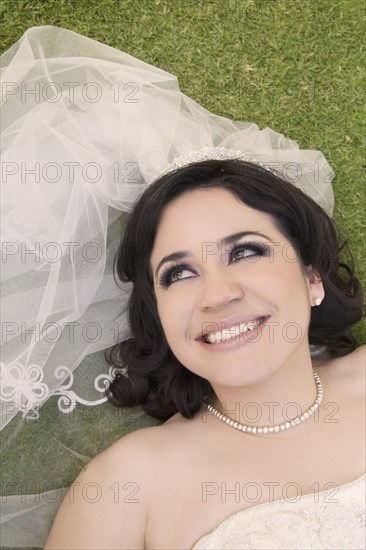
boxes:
[158,241,271,288]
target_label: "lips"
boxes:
[203,316,266,344]
[195,315,270,343]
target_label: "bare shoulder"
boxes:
[45,420,198,549]
[79,415,198,484]
[93,423,170,468]
[44,424,171,550]
[100,413,198,460]
[320,344,366,396]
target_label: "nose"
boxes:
[198,269,245,311]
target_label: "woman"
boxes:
[45,156,365,549]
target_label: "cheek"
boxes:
[274,263,313,318]
[256,260,311,307]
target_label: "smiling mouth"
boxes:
[202,316,267,344]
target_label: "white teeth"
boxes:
[204,318,264,344]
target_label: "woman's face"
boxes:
[150,187,323,387]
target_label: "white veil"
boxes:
[0,26,334,547]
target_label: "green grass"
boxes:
[0,0,365,533]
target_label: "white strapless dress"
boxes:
[192,474,365,549]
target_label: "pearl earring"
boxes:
[314,298,322,306]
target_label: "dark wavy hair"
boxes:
[106,159,364,421]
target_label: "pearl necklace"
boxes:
[203,371,323,435]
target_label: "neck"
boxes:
[208,347,319,428]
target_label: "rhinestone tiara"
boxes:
[162,146,273,176]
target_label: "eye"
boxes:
[228,242,270,263]
[158,264,196,288]
[170,268,191,283]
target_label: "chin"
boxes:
[202,360,276,389]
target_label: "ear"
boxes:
[304,265,325,307]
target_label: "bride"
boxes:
[1,26,364,550]
[45,155,365,549]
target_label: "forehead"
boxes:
[151,188,281,261]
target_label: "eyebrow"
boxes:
[154,231,275,279]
